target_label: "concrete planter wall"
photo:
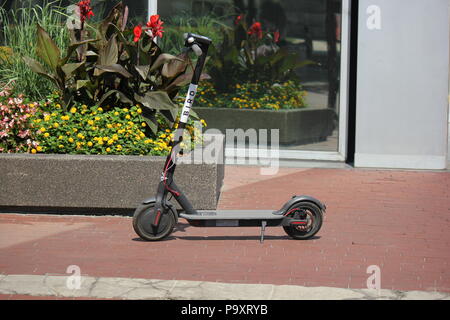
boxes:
[195,107,337,146]
[0,135,224,214]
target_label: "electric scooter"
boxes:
[132,33,326,242]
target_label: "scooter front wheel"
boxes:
[132,203,176,241]
[283,202,323,240]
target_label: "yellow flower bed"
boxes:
[30,101,204,156]
[191,80,307,110]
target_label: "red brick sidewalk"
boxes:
[0,166,449,293]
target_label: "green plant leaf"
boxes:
[122,5,129,32]
[61,39,99,65]
[36,24,61,71]
[76,80,91,90]
[98,34,118,66]
[61,62,84,80]
[62,90,74,111]
[22,56,59,86]
[166,73,210,92]
[135,65,150,80]
[161,52,188,78]
[189,108,200,120]
[94,64,133,78]
[134,91,179,111]
[140,38,153,54]
[142,114,158,134]
[99,2,124,40]
[86,50,98,56]
[108,22,133,50]
[98,89,133,106]
[149,53,184,72]
[159,109,177,123]
[279,53,302,74]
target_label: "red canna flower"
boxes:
[273,30,280,43]
[235,14,243,25]
[133,25,142,42]
[77,0,94,23]
[248,22,263,39]
[146,14,164,39]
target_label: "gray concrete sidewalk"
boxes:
[0,274,449,300]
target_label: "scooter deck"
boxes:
[180,210,282,220]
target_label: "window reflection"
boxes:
[154,0,343,152]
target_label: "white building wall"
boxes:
[355,0,449,169]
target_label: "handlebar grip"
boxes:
[191,44,203,57]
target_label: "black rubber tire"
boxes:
[132,203,176,241]
[283,202,323,240]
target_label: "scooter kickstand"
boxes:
[260,221,267,243]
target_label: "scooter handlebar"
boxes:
[183,33,212,56]
[183,32,212,45]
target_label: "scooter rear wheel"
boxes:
[132,203,176,241]
[283,202,323,240]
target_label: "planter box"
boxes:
[195,107,337,146]
[0,134,225,214]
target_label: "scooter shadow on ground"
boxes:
[131,234,322,242]
[171,235,321,241]
[173,222,322,241]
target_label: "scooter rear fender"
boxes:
[274,195,326,215]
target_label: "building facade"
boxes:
[151,0,450,170]
[2,0,448,169]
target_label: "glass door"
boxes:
[156,0,350,162]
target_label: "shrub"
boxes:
[159,13,228,55]
[191,80,307,110]
[0,0,69,99]
[208,15,314,93]
[0,87,40,153]
[29,96,203,156]
[23,2,204,136]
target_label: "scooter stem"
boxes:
[151,33,212,227]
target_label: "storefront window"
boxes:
[159,0,342,153]
[1,0,343,155]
